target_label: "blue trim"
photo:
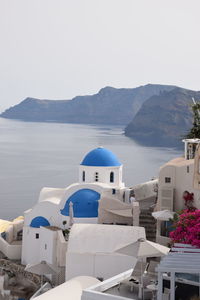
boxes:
[81,148,121,167]
[30,216,50,228]
[60,189,100,218]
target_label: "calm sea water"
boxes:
[0,118,181,220]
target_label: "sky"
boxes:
[0,0,200,111]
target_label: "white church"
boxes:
[21,147,141,282]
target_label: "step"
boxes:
[140,218,156,222]
[139,214,155,219]
[140,224,156,228]
[139,219,156,224]
[142,230,156,234]
[141,223,156,227]
[142,228,156,234]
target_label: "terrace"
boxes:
[82,260,160,300]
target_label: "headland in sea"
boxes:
[2,84,200,147]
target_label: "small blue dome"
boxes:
[30,216,50,228]
[60,189,100,218]
[81,147,121,167]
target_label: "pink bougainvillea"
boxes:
[170,209,200,248]
[182,191,196,211]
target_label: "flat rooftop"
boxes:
[162,156,193,167]
[82,269,155,300]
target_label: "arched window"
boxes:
[110,172,114,183]
[82,171,85,182]
[95,172,99,182]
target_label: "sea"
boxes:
[0,118,182,220]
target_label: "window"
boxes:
[165,177,171,183]
[17,230,23,241]
[187,166,189,173]
[95,172,99,182]
[187,143,196,160]
[36,233,39,239]
[82,171,85,182]
[161,221,173,237]
[110,172,114,183]
[112,189,116,195]
[45,244,47,250]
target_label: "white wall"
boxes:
[22,226,68,267]
[32,276,100,300]
[134,179,158,201]
[65,224,144,281]
[156,158,200,246]
[0,236,21,260]
[40,227,57,265]
[21,226,41,265]
[158,160,200,211]
[174,162,200,210]
[66,253,136,281]
[56,231,68,267]
[81,269,133,300]
[79,166,124,187]
[24,201,60,227]
[158,165,176,188]
[67,224,145,254]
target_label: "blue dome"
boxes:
[60,189,100,218]
[30,216,50,228]
[81,147,121,167]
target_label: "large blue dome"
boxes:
[30,216,50,228]
[60,189,100,218]
[81,147,121,167]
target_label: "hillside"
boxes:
[125,88,200,147]
[0,84,174,125]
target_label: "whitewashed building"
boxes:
[155,139,200,245]
[21,147,140,278]
[65,223,145,281]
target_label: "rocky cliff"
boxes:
[0,84,174,125]
[125,88,200,147]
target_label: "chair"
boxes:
[147,260,159,281]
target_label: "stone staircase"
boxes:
[139,209,157,242]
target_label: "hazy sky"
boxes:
[0,0,200,111]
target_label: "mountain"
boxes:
[125,87,200,147]
[0,84,174,125]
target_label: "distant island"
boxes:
[1,84,200,147]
